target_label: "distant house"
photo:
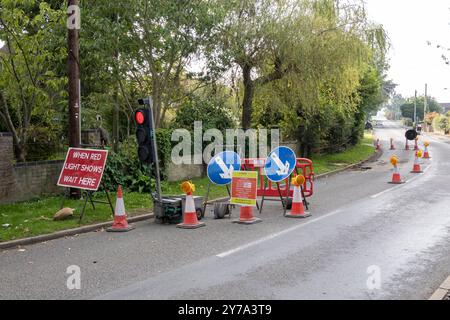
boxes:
[439,103,450,114]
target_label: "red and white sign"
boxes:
[57,148,108,191]
[230,171,258,207]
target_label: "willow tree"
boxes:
[205,0,306,130]
[250,0,389,155]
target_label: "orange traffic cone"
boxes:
[177,181,205,229]
[411,150,423,173]
[107,185,134,232]
[390,166,405,184]
[414,137,419,151]
[233,206,262,225]
[390,138,396,150]
[423,142,431,159]
[375,139,381,151]
[286,175,311,218]
[389,159,405,185]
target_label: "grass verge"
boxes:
[0,134,374,243]
[312,133,375,175]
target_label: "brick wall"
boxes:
[167,162,204,182]
[10,160,64,203]
[0,133,16,201]
[0,133,64,204]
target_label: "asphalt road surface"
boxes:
[1,121,449,300]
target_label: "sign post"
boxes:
[203,151,242,215]
[58,148,113,222]
[230,171,258,207]
[260,146,297,213]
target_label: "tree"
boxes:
[206,0,308,130]
[208,0,389,135]
[0,1,66,161]
[79,1,138,149]
[249,0,388,155]
[424,111,440,127]
[117,0,224,128]
[400,96,442,121]
[385,94,405,120]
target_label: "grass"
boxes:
[0,134,374,243]
[312,133,375,175]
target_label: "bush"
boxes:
[438,116,450,134]
[432,115,450,134]
[102,129,174,193]
[424,112,440,126]
[101,136,150,193]
[171,94,236,132]
[25,125,64,161]
[402,118,413,127]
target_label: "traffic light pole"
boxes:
[147,97,162,202]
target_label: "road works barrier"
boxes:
[106,185,134,232]
[241,158,314,199]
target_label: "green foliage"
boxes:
[102,130,174,192]
[25,125,64,161]
[171,94,236,131]
[247,0,389,156]
[400,96,442,120]
[101,136,149,193]
[1,0,393,169]
[402,118,413,127]
[0,0,67,161]
[424,112,440,126]
[432,115,450,134]
[155,128,173,179]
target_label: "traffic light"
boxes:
[135,108,155,164]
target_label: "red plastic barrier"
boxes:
[241,158,314,198]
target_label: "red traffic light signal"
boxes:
[135,108,154,164]
[135,110,145,125]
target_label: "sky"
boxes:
[1,1,450,102]
[365,0,450,103]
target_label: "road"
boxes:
[1,121,449,300]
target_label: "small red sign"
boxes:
[57,148,108,191]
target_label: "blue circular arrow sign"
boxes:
[264,147,296,182]
[207,151,242,186]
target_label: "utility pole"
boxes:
[424,84,428,132]
[413,90,417,129]
[68,0,81,199]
